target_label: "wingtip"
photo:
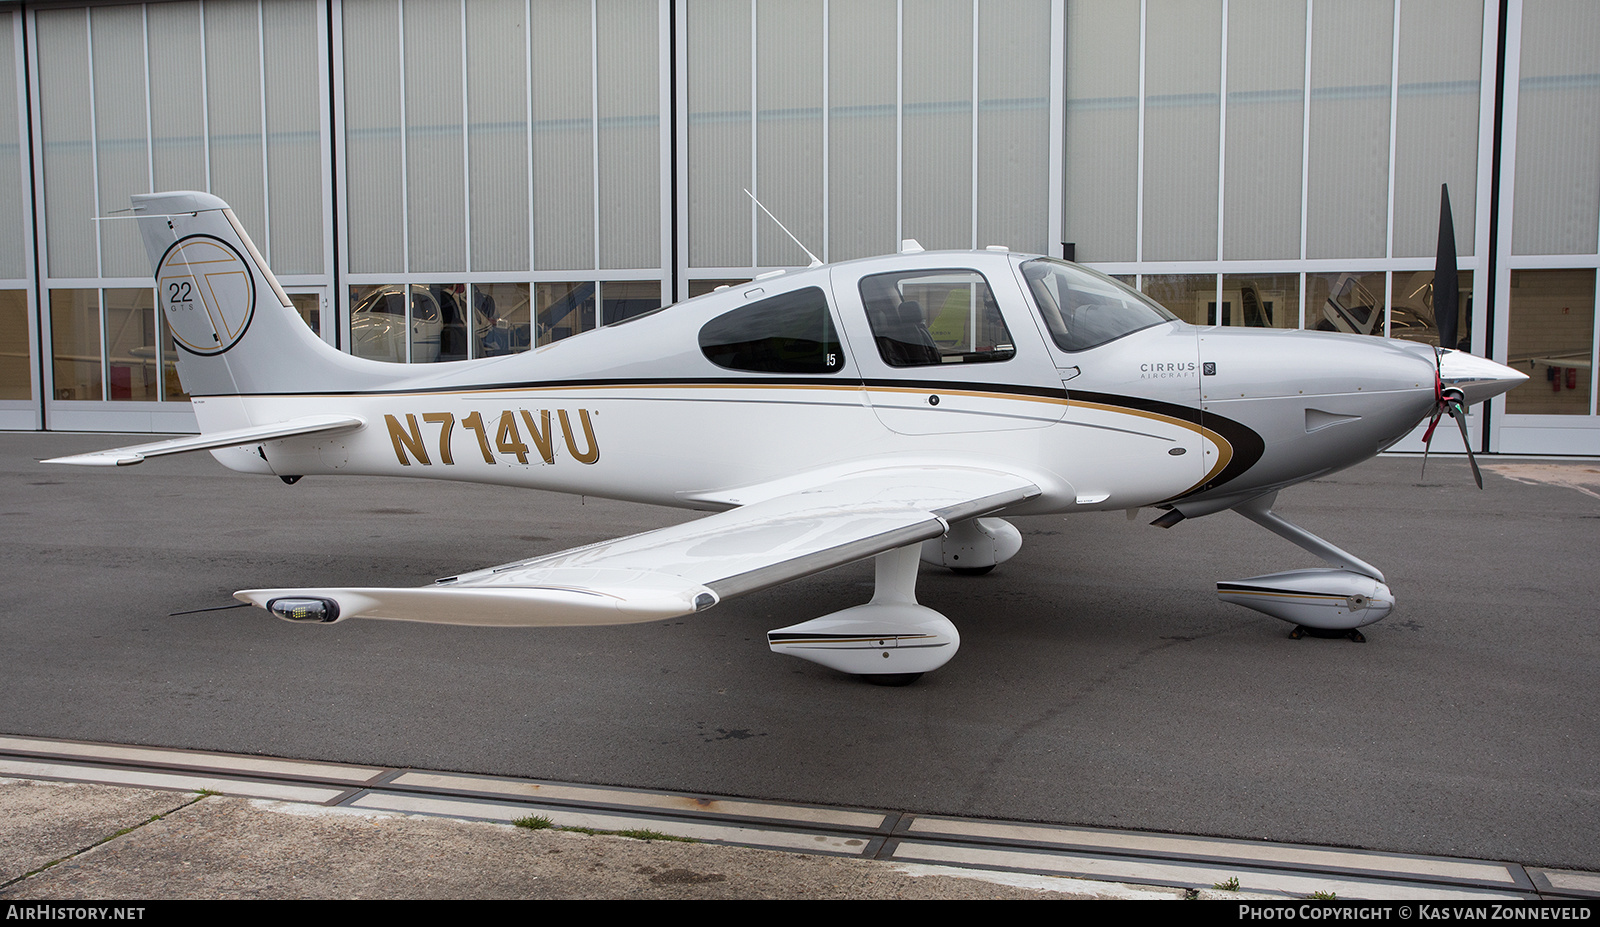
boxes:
[42,452,145,467]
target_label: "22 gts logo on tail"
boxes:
[385,409,599,467]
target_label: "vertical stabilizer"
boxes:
[133,191,393,397]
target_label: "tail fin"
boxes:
[134,191,389,397]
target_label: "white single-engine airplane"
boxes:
[49,191,1526,685]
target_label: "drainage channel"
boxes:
[2,734,1593,901]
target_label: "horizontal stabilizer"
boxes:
[43,415,365,467]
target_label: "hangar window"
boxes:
[1022,258,1177,352]
[859,270,1015,367]
[698,287,845,374]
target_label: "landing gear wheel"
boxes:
[862,672,923,687]
[950,565,995,576]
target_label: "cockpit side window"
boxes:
[698,286,845,374]
[858,269,1015,367]
[1021,258,1177,352]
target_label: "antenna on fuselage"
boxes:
[744,188,823,268]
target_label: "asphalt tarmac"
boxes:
[3,433,1597,874]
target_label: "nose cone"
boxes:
[1439,349,1529,406]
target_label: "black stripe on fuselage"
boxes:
[202,375,1264,496]
[1066,389,1265,501]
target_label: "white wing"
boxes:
[237,465,1040,627]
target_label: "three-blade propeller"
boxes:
[1420,366,1484,489]
[1420,183,1483,489]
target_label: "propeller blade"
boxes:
[1420,410,1441,478]
[1434,184,1460,351]
[1446,401,1484,489]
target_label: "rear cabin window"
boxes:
[858,269,1015,367]
[698,286,845,374]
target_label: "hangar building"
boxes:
[0,0,1595,456]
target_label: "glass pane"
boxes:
[534,281,595,345]
[688,0,751,268]
[288,292,321,336]
[599,280,662,325]
[104,287,158,401]
[91,6,150,279]
[976,0,1050,254]
[860,269,1014,366]
[1391,0,1481,259]
[51,288,101,400]
[1512,2,1600,255]
[1307,272,1387,336]
[530,0,594,271]
[903,0,973,251]
[1141,274,1217,326]
[1063,0,1139,263]
[1505,269,1593,415]
[0,290,30,400]
[1389,269,1473,349]
[1223,0,1305,261]
[1142,0,1221,262]
[148,2,209,196]
[1026,259,1177,351]
[466,0,530,272]
[0,12,25,279]
[206,0,267,250]
[1306,0,1393,260]
[756,0,823,267]
[472,282,531,356]
[410,282,460,362]
[403,0,466,273]
[350,283,409,362]
[343,0,404,273]
[698,286,843,374]
[827,0,896,261]
[159,308,189,402]
[1220,273,1300,329]
[36,9,97,279]
[597,0,659,270]
[264,0,325,275]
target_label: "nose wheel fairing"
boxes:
[1215,492,1394,634]
[1218,569,1394,631]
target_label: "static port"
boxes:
[268,597,341,623]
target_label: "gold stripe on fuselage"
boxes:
[252,381,1234,497]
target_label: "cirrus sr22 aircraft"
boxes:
[49,191,1527,685]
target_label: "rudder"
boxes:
[134,191,393,397]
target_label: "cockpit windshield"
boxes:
[1021,258,1177,352]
